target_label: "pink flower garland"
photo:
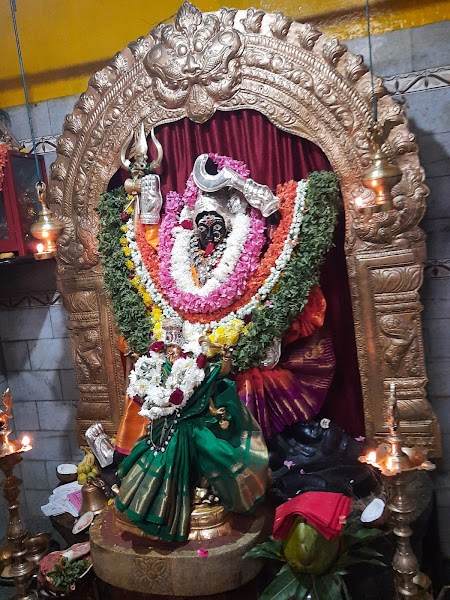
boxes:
[159,209,265,313]
[155,154,266,314]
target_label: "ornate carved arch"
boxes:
[50,2,439,453]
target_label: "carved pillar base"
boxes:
[90,505,270,596]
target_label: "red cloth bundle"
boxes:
[273,492,352,540]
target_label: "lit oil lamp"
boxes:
[359,384,435,599]
[20,435,32,452]
[31,182,64,260]
[0,389,35,599]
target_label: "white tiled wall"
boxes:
[0,20,449,556]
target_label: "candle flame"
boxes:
[22,435,31,447]
[36,243,44,253]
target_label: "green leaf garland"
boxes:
[96,171,340,366]
[232,171,340,371]
[97,188,153,355]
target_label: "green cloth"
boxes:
[116,364,268,542]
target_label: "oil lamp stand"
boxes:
[385,470,430,599]
[0,452,36,600]
[0,389,35,600]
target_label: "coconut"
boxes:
[57,464,77,475]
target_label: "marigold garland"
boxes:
[97,171,340,370]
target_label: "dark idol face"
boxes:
[195,211,227,249]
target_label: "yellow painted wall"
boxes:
[1,0,449,107]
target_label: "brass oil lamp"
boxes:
[0,389,35,600]
[30,182,64,260]
[360,384,435,599]
[358,121,403,216]
[360,144,402,214]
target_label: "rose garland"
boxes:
[136,152,265,314]
[97,170,340,369]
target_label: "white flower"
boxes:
[130,349,206,421]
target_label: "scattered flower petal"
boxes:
[197,547,209,558]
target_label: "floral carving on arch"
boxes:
[50,1,440,453]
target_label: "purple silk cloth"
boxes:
[236,329,336,440]
[109,109,365,437]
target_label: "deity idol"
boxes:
[97,139,340,541]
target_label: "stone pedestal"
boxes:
[89,505,270,597]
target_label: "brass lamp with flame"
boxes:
[0,389,35,600]
[360,384,435,599]
[30,181,64,259]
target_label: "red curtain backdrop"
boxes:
[110,109,365,436]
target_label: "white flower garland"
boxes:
[208,179,307,328]
[128,351,206,420]
[126,179,307,335]
[170,212,251,297]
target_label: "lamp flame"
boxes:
[21,435,32,450]
[367,451,377,464]
[36,243,44,253]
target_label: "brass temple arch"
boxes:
[49,2,440,453]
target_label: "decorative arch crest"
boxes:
[50,2,439,453]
